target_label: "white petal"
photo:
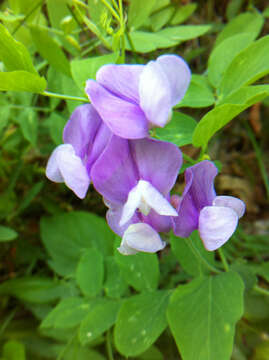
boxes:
[46,144,90,199]
[119,180,177,227]
[46,144,66,182]
[140,181,178,217]
[139,61,171,127]
[213,195,245,218]
[119,183,142,226]
[199,206,238,251]
[118,223,166,255]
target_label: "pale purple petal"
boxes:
[130,138,182,195]
[173,160,218,237]
[86,80,148,139]
[106,202,141,237]
[199,206,238,251]
[156,55,191,106]
[46,144,90,199]
[63,104,101,158]
[91,136,138,204]
[118,223,166,255]
[213,195,245,218]
[96,64,143,103]
[46,144,65,183]
[139,61,171,127]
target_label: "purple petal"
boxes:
[199,206,238,251]
[118,223,166,255]
[173,160,218,237]
[130,138,182,195]
[86,80,148,139]
[86,122,112,170]
[91,136,138,204]
[156,55,191,106]
[213,195,245,218]
[139,61,172,127]
[46,144,90,199]
[63,104,102,158]
[142,209,173,234]
[96,64,144,103]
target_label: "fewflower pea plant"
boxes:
[0,1,269,360]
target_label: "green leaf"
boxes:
[170,4,197,25]
[3,340,25,360]
[88,0,111,33]
[231,261,257,291]
[30,26,71,77]
[155,112,196,147]
[47,0,70,29]
[219,35,269,98]
[115,291,170,357]
[41,297,91,329]
[76,248,104,297]
[0,23,36,73]
[46,112,66,145]
[0,277,68,303]
[137,345,164,360]
[226,0,243,20]
[215,11,264,47]
[192,85,269,148]
[158,25,211,42]
[115,249,159,292]
[41,212,114,277]
[125,31,175,53]
[17,108,37,145]
[150,7,174,32]
[0,71,47,93]
[208,33,254,88]
[176,74,215,108]
[167,272,244,360]
[80,299,121,344]
[170,231,216,277]
[15,181,44,215]
[60,74,84,114]
[128,0,157,30]
[104,256,128,299]
[71,53,118,91]
[0,225,18,242]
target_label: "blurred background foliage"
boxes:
[0,0,269,359]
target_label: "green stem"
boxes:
[101,0,121,22]
[118,0,125,63]
[12,0,44,35]
[244,122,269,200]
[106,330,114,360]
[254,285,269,297]
[41,91,88,102]
[182,153,196,164]
[218,248,229,272]
[188,240,222,274]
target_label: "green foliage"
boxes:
[0,1,268,359]
[115,291,170,356]
[167,272,244,360]
[76,248,104,297]
[170,231,217,276]
[155,112,197,147]
[0,225,18,242]
[41,212,114,276]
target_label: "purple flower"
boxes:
[46,104,112,199]
[86,55,191,139]
[172,160,245,251]
[91,136,182,254]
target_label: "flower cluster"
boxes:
[46,55,245,255]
